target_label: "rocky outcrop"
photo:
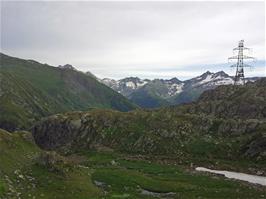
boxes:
[185,78,266,119]
[58,64,77,70]
[32,109,266,160]
[243,135,266,159]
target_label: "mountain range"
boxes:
[101,71,260,108]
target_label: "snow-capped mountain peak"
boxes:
[101,77,150,96]
[119,77,149,89]
[101,71,235,97]
[99,71,261,108]
[190,71,234,87]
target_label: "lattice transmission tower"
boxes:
[228,40,255,85]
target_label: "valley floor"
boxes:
[1,134,266,199]
[82,151,266,199]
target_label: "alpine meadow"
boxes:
[0,1,266,199]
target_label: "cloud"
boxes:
[1,1,265,79]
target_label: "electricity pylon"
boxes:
[228,40,255,85]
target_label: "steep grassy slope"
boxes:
[0,128,102,198]
[0,53,137,131]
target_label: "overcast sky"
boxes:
[1,1,265,80]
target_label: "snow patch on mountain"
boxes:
[125,81,136,89]
[137,81,149,87]
[168,83,184,96]
[199,74,213,84]
[100,71,261,102]
[192,71,234,87]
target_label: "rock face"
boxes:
[101,71,260,108]
[32,79,266,160]
[58,64,77,70]
[243,136,266,158]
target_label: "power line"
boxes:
[228,40,255,85]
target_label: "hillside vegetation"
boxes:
[0,128,103,198]
[0,53,137,131]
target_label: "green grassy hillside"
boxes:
[0,128,102,198]
[0,53,137,131]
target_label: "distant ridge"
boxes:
[101,71,260,108]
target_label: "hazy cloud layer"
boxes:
[1,1,265,79]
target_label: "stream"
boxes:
[196,167,266,186]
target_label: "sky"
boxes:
[1,1,265,80]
